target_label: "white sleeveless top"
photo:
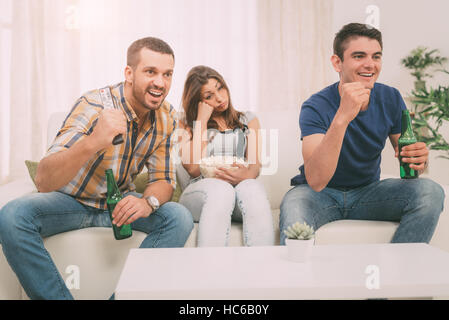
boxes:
[205,111,255,159]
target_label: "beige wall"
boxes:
[331,0,449,185]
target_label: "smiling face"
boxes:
[200,78,229,113]
[124,48,174,118]
[331,36,382,89]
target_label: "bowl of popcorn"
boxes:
[199,156,248,178]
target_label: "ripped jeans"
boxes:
[179,178,275,247]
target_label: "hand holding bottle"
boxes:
[397,110,428,179]
[396,142,429,172]
[106,169,132,240]
[111,195,153,227]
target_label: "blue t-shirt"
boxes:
[291,82,406,188]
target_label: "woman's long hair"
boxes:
[181,65,244,131]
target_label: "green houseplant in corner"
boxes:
[411,85,449,160]
[284,222,315,262]
[401,46,447,91]
[401,47,449,160]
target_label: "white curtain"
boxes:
[256,0,334,111]
[0,0,333,184]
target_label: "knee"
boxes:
[416,179,445,211]
[235,179,265,197]
[280,187,305,218]
[0,197,28,228]
[159,202,194,235]
[184,178,235,203]
[279,187,316,231]
[205,178,235,197]
[0,196,34,242]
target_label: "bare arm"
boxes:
[304,82,370,192]
[180,102,214,178]
[35,109,127,192]
[302,121,348,192]
[35,136,100,192]
[389,133,400,156]
[142,180,174,205]
[244,117,262,177]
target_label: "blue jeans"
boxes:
[179,178,275,246]
[279,178,445,245]
[0,191,193,300]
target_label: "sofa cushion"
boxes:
[315,220,398,244]
[24,160,38,186]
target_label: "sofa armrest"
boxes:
[0,178,36,208]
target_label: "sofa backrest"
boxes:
[256,109,302,208]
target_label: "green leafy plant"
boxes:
[401,46,449,160]
[411,85,449,159]
[401,46,447,82]
[284,222,315,240]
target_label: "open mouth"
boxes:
[148,89,163,98]
[358,72,374,78]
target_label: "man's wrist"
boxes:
[144,195,160,213]
[84,134,104,154]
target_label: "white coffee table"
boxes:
[115,243,449,300]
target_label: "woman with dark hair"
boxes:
[178,65,274,247]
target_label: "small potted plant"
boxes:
[284,222,315,262]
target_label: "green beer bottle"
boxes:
[398,109,419,179]
[105,169,132,240]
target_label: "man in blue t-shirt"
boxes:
[280,23,445,245]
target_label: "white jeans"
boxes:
[179,178,275,247]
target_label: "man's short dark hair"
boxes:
[333,23,382,61]
[127,37,175,69]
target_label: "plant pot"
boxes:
[285,238,314,262]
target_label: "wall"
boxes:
[331,0,449,185]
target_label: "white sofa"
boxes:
[0,110,448,300]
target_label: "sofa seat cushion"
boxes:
[315,220,398,245]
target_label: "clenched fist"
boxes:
[90,109,127,151]
[337,82,371,124]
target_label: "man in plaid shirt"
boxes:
[0,37,194,300]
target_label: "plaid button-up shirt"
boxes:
[46,82,177,210]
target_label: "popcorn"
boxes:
[199,156,248,178]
